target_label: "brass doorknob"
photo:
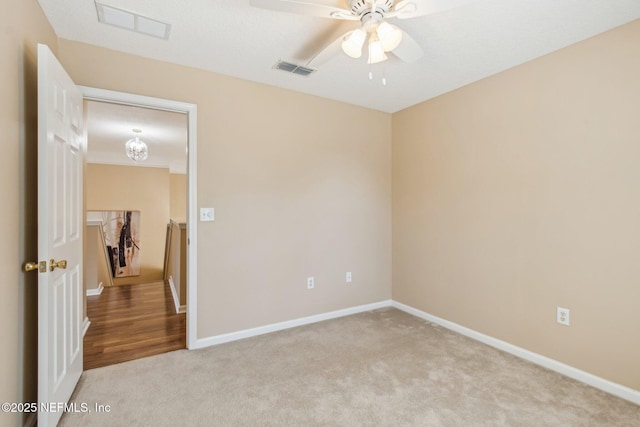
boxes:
[23,261,46,273]
[49,259,67,271]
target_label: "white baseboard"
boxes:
[82,317,91,337]
[186,298,639,405]
[168,276,185,314]
[86,282,104,296]
[24,412,36,427]
[190,300,393,350]
[391,301,640,406]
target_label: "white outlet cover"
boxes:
[557,307,570,326]
[200,207,215,222]
[307,277,314,289]
[346,272,352,283]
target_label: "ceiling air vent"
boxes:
[274,60,316,77]
[95,1,171,40]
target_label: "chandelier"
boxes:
[125,129,148,162]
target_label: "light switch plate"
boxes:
[200,207,215,222]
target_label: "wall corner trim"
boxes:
[168,276,186,314]
[190,300,393,350]
[86,282,104,297]
[82,317,91,337]
[391,301,640,406]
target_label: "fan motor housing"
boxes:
[350,0,394,16]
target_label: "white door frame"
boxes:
[80,86,198,349]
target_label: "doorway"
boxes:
[80,87,198,362]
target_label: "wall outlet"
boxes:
[307,277,314,289]
[557,307,570,326]
[346,272,352,283]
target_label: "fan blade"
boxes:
[306,30,350,67]
[391,31,423,63]
[250,0,358,20]
[391,0,475,19]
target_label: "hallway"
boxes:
[84,281,186,370]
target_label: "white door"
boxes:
[37,43,84,427]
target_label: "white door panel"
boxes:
[37,43,84,427]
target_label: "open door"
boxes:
[35,43,84,427]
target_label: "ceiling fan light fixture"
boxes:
[341,28,366,58]
[377,21,402,51]
[125,129,149,162]
[367,34,387,64]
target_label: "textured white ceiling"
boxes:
[85,100,188,173]
[39,0,640,113]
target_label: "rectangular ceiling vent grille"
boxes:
[95,1,171,40]
[274,60,316,77]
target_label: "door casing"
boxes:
[80,86,198,348]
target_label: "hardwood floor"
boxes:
[84,281,186,370]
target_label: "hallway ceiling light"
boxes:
[125,129,149,162]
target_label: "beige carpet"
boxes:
[60,308,639,426]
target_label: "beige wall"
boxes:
[1,0,57,425]
[170,173,187,221]
[392,20,640,391]
[61,41,393,337]
[8,1,636,418]
[86,164,170,284]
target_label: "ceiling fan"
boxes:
[250,0,469,67]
